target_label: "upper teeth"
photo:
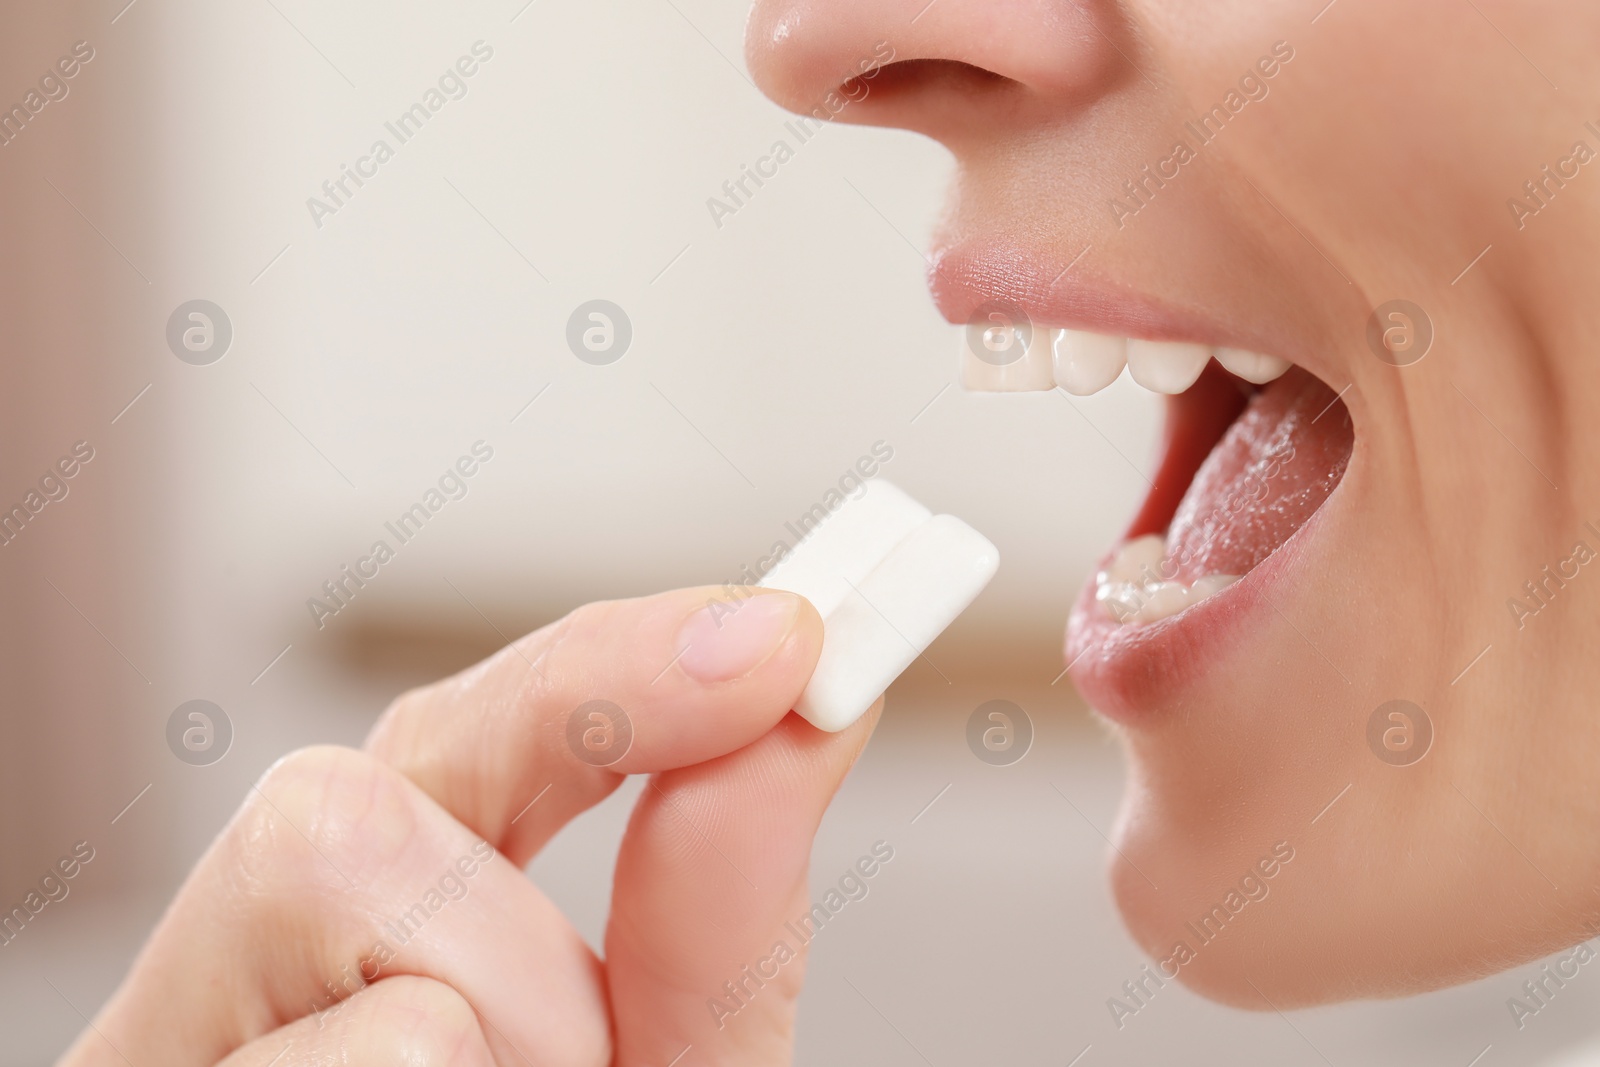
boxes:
[1214,346,1292,385]
[1125,339,1210,394]
[1054,330,1126,395]
[959,328,1290,395]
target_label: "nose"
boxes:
[744,0,1123,145]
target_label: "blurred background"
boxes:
[1,1,1598,1063]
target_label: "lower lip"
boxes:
[1063,489,1336,725]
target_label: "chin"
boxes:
[1103,781,1351,1011]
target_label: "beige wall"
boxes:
[0,4,165,902]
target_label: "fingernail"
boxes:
[676,592,801,683]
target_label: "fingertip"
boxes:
[602,586,826,774]
[772,587,827,685]
[771,694,885,769]
[793,589,826,647]
[676,588,812,685]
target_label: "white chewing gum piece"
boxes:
[758,481,931,618]
[793,514,1000,732]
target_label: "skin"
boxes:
[61,587,881,1066]
[746,0,1600,1008]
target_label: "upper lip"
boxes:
[928,240,1312,366]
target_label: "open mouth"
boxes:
[958,317,1355,709]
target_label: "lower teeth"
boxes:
[1095,534,1240,624]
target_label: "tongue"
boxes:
[1165,368,1352,583]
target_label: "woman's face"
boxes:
[747,0,1600,1005]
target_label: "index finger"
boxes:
[365,585,823,864]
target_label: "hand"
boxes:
[58,586,880,1066]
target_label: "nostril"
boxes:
[843,58,1015,107]
[745,2,1120,136]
